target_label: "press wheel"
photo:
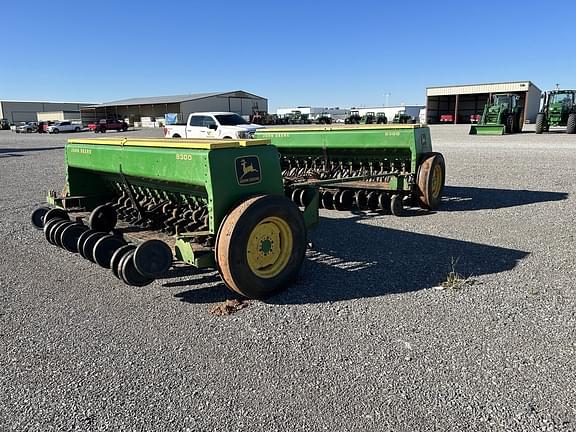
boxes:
[82,232,108,262]
[93,234,127,268]
[390,194,404,217]
[60,223,89,253]
[88,204,117,232]
[43,208,69,225]
[110,245,136,279]
[118,250,155,287]
[44,218,64,244]
[50,220,71,246]
[215,195,306,299]
[77,229,97,259]
[31,206,50,229]
[133,240,173,277]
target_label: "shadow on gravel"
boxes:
[442,186,568,211]
[172,216,529,305]
[0,146,64,155]
[268,217,529,304]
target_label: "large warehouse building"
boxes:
[426,81,542,124]
[0,100,95,123]
[80,90,267,126]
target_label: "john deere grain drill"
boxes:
[31,138,313,299]
[255,124,445,216]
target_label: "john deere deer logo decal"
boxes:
[235,156,261,185]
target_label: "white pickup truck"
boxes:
[163,112,263,139]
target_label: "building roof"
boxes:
[427,81,540,97]
[85,90,264,108]
[0,100,96,105]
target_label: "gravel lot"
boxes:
[1,125,575,431]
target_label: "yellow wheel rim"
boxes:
[431,164,443,198]
[246,216,293,279]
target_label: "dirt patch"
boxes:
[209,299,251,316]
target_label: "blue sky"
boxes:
[1,0,574,110]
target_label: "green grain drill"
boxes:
[535,90,576,134]
[255,124,445,216]
[31,138,313,298]
[31,127,446,298]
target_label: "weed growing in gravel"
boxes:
[438,257,477,290]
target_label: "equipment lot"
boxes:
[1,126,575,431]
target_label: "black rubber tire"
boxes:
[88,204,117,232]
[93,234,127,268]
[51,221,74,247]
[31,206,50,229]
[56,222,81,248]
[215,195,306,299]
[566,113,576,134]
[52,128,59,134]
[77,229,97,259]
[44,218,65,244]
[535,113,546,134]
[172,134,181,138]
[43,208,69,225]
[118,250,154,287]
[82,232,108,262]
[355,190,367,209]
[321,191,334,210]
[61,223,88,253]
[339,190,354,210]
[377,193,390,213]
[366,191,379,211]
[110,245,136,279]
[74,127,81,132]
[133,240,173,277]
[417,153,446,210]
[390,194,404,216]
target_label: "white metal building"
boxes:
[426,81,542,124]
[81,90,267,126]
[276,106,349,121]
[0,100,95,124]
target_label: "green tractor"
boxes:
[535,90,576,134]
[315,112,332,124]
[360,111,376,124]
[345,110,361,124]
[375,112,388,124]
[469,93,523,135]
[287,110,311,125]
[392,112,415,124]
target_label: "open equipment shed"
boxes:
[80,90,268,126]
[426,81,541,124]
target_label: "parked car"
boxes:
[47,121,82,134]
[88,119,128,133]
[163,112,263,139]
[439,114,455,123]
[15,122,38,133]
[469,114,481,124]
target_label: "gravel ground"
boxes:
[0,125,575,431]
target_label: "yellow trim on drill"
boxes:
[67,138,271,150]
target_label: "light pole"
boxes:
[384,93,391,107]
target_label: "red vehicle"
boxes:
[469,114,481,124]
[440,114,455,123]
[88,118,129,133]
